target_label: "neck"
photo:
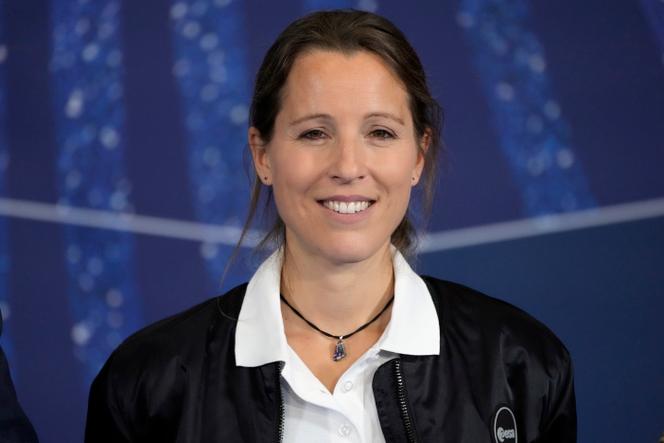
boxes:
[280,241,394,336]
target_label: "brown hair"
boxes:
[234,9,443,267]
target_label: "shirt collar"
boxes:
[380,249,440,356]
[235,247,440,368]
[235,249,288,367]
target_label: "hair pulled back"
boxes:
[239,9,443,259]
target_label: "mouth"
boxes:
[318,199,376,215]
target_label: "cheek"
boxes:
[376,152,418,209]
[273,159,312,192]
[392,180,414,211]
[270,157,317,216]
[377,151,419,186]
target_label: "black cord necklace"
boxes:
[279,293,394,362]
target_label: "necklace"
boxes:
[279,293,394,362]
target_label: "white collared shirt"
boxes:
[235,247,440,442]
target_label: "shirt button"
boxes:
[338,423,352,437]
[343,380,354,392]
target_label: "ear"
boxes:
[411,129,431,186]
[248,127,272,185]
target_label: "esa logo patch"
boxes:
[492,406,517,443]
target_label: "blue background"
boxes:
[0,0,663,441]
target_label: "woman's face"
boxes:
[250,49,426,265]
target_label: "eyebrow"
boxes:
[365,112,405,126]
[288,112,405,127]
[288,113,332,127]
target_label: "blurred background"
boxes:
[0,0,663,441]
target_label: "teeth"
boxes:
[323,200,371,214]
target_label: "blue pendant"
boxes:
[333,338,346,361]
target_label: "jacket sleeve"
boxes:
[536,349,577,443]
[0,316,39,443]
[84,354,132,443]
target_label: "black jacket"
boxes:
[85,277,576,442]
[0,315,39,443]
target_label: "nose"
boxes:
[329,136,366,183]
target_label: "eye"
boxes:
[369,128,396,140]
[299,129,327,140]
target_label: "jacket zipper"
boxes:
[275,362,285,443]
[393,358,417,443]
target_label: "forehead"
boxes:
[278,49,411,122]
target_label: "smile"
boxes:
[321,200,374,214]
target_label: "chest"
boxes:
[182,356,533,443]
[282,306,390,393]
[279,346,391,443]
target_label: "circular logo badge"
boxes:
[493,406,518,443]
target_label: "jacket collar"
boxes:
[234,247,440,368]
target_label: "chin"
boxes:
[315,235,390,265]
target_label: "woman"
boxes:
[85,10,576,442]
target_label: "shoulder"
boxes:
[99,283,248,383]
[421,276,571,368]
[86,284,249,438]
[414,280,576,439]
[414,278,577,438]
